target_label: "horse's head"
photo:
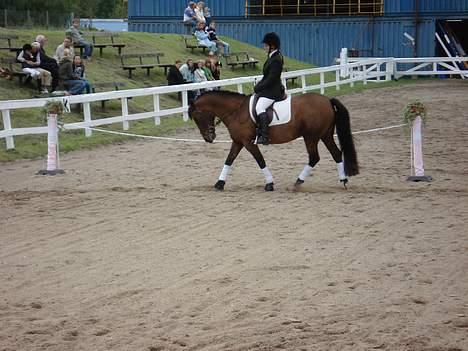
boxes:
[188,99,217,143]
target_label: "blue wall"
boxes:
[128,0,468,66]
[129,0,468,18]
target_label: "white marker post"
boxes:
[407,113,432,182]
[37,103,65,175]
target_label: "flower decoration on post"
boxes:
[404,101,432,182]
[37,100,65,175]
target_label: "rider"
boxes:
[253,32,285,145]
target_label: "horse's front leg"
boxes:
[244,144,274,191]
[214,142,244,191]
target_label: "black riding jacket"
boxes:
[253,50,284,100]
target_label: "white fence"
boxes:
[1,57,467,150]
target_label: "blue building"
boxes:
[128,0,468,66]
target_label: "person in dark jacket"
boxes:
[253,32,285,145]
[35,35,60,92]
[167,60,185,85]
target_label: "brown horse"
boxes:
[188,90,359,191]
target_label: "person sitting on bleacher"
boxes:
[206,21,230,55]
[194,22,217,53]
[58,49,87,95]
[17,43,52,94]
[67,18,93,60]
[195,2,206,24]
[207,51,222,80]
[72,55,91,94]
[35,34,60,92]
[179,58,195,83]
[183,2,197,31]
[167,60,185,86]
[54,37,75,63]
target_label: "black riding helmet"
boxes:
[262,32,281,49]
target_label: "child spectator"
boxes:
[204,6,212,27]
[17,43,52,94]
[206,21,230,55]
[194,60,208,84]
[195,2,206,24]
[194,21,217,53]
[55,37,75,63]
[207,51,222,80]
[72,55,91,94]
[203,59,215,81]
[67,18,93,60]
[58,49,87,95]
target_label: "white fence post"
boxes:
[407,115,432,182]
[339,48,348,78]
[37,113,64,175]
[122,97,129,130]
[363,64,368,85]
[386,59,394,81]
[335,70,340,91]
[2,109,14,149]
[83,102,92,137]
[320,72,325,94]
[153,94,160,125]
[301,75,306,94]
[237,83,243,94]
[182,91,189,122]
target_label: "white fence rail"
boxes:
[1,57,467,150]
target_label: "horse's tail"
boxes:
[330,98,359,177]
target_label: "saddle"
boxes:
[251,93,288,125]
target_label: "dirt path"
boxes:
[1,81,467,351]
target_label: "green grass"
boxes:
[0,28,422,161]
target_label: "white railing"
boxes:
[1,56,467,150]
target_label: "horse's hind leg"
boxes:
[295,137,320,186]
[244,144,274,191]
[321,129,348,186]
[215,142,243,191]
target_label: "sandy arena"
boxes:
[1,81,467,351]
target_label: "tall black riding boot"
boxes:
[255,112,269,145]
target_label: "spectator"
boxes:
[58,49,87,95]
[206,21,230,55]
[203,59,215,81]
[179,58,196,102]
[179,58,195,83]
[72,55,91,94]
[35,34,60,91]
[183,1,197,32]
[204,6,212,27]
[207,51,222,80]
[167,60,185,86]
[54,37,75,63]
[67,18,93,60]
[195,2,206,24]
[17,43,52,94]
[194,21,217,53]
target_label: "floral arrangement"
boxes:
[42,100,64,116]
[403,101,427,126]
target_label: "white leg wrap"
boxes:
[219,164,231,181]
[298,165,313,181]
[337,162,347,180]
[261,167,274,184]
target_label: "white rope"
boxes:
[66,123,406,144]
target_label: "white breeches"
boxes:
[255,97,275,115]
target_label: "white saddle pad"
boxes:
[249,95,292,126]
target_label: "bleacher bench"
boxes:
[67,31,126,57]
[0,34,23,54]
[120,53,172,78]
[284,67,298,86]
[0,57,38,86]
[225,52,259,69]
[183,35,207,53]
[92,82,125,110]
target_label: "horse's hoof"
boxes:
[340,178,348,189]
[214,180,225,191]
[264,183,274,191]
[295,178,304,186]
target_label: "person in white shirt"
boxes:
[54,37,75,63]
